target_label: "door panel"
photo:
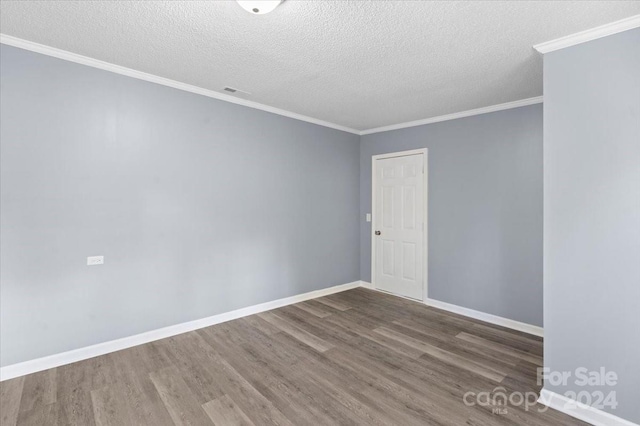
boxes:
[382,186,394,228]
[402,186,416,229]
[382,240,395,276]
[374,153,424,300]
[402,242,416,280]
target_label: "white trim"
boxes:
[359,282,543,337]
[538,388,639,426]
[0,34,550,136]
[371,148,428,159]
[371,149,428,302]
[0,281,360,381]
[360,97,543,136]
[534,15,640,54]
[423,297,543,337]
[0,34,360,135]
[359,280,374,290]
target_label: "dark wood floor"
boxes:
[1,287,585,426]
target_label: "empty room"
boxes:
[1,1,639,425]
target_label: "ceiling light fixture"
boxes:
[236,0,283,15]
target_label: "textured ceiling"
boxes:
[1,1,639,131]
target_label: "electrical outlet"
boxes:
[87,256,104,266]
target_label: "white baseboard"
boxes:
[0,281,360,381]
[538,388,638,426]
[359,281,543,337]
[423,297,544,337]
[359,280,374,289]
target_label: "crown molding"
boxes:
[1,34,547,137]
[0,34,360,135]
[360,96,543,136]
[534,15,640,54]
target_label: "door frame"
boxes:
[371,148,428,302]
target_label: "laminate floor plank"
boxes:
[191,330,295,426]
[15,403,59,426]
[270,329,467,426]
[4,288,586,426]
[347,333,505,399]
[331,344,475,422]
[55,355,117,426]
[389,321,534,377]
[455,331,543,365]
[107,344,175,426]
[304,369,401,426]
[204,318,275,349]
[149,366,213,426]
[272,337,430,426]
[291,301,333,318]
[304,299,344,315]
[329,306,386,330]
[257,311,333,353]
[374,326,507,383]
[240,332,378,426]
[202,395,255,426]
[153,334,226,404]
[268,332,406,426]
[202,329,333,425]
[0,376,24,426]
[274,305,359,346]
[314,295,352,311]
[323,312,426,359]
[471,323,544,355]
[391,318,458,342]
[18,369,56,413]
[241,315,281,336]
[343,332,562,426]
[90,384,135,426]
[325,347,468,426]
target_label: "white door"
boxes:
[373,152,425,300]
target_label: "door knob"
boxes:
[375,230,381,236]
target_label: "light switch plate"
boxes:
[366,213,371,222]
[87,256,104,266]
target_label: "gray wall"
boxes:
[360,105,543,326]
[0,45,360,367]
[543,29,640,423]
